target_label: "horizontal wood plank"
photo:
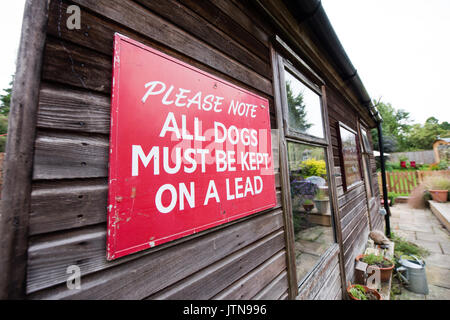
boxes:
[296,244,340,300]
[37,83,110,134]
[252,271,288,300]
[27,209,284,296]
[69,0,272,96]
[134,0,271,78]
[212,250,286,300]
[29,179,108,235]
[33,130,109,180]
[148,232,285,299]
[42,37,112,94]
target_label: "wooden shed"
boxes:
[0,0,385,300]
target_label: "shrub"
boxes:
[423,176,450,191]
[390,232,429,264]
[361,253,393,267]
[299,159,327,178]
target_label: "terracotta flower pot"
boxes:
[356,254,394,283]
[347,284,382,300]
[303,203,314,212]
[429,190,448,203]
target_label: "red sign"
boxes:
[107,34,276,260]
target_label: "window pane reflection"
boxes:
[287,142,334,283]
[339,125,362,188]
[284,70,324,139]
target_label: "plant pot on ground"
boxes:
[429,190,448,203]
[356,253,395,283]
[302,199,314,212]
[314,188,330,215]
[347,284,381,300]
[424,176,450,203]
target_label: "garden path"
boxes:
[390,203,450,300]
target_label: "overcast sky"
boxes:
[322,0,450,124]
[0,1,449,125]
[0,0,25,95]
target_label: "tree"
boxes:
[371,100,411,152]
[0,77,13,116]
[405,117,448,150]
[286,81,312,132]
[0,76,12,152]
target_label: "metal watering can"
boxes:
[397,256,429,295]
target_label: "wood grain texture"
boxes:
[33,130,109,180]
[37,83,110,134]
[27,209,284,296]
[42,37,112,93]
[212,250,286,300]
[69,0,272,96]
[29,179,108,235]
[0,0,49,299]
[252,271,288,300]
[148,232,285,300]
[296,244,340,300]
[135,0,271,78]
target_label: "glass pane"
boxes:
[284,70,324,139]
[287,142,334,283]
[362,155,374,199]
[361,127,372,153]
[339,126,362,187]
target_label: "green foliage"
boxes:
[299,159,327,178]
[436,160,448,171]
[349,285,367,300]
[315,188,327,200]
[372,100,450,152]
[286,81,312,132]
[423,176,450,191]
[0,77,13,117]
[361,253,393,267]
[390,232,430,263]
[0,114,7,152]
[388,192,409,205]
[372,101,411,152]
[406,118,448,151]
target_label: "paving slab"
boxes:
[411,239,443,254]
[395,229,417,242]
[389,203,450,300]
[440,241,450,255]
[396,288,426,300]
[416,231,449,242]
[425,285,450,300]
[426,265,450,289]
[425,253,450,270]
[397,223,433,233]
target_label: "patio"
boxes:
[390,203,450,299]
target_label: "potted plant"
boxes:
[399,155,408,169]
[347,284,381,300]
[302,199,314,212]
[424,176,450,203]
[314,189,330,215]
[356,253,395,282]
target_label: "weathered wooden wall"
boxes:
[13,0,383,300]
[326,87,382,282]
[27,0,289,300]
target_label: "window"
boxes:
[284,70,324,139]
[277,56,336,287]
[359,125,374,199]
[339,123,362,189]
[287,142,334,282]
